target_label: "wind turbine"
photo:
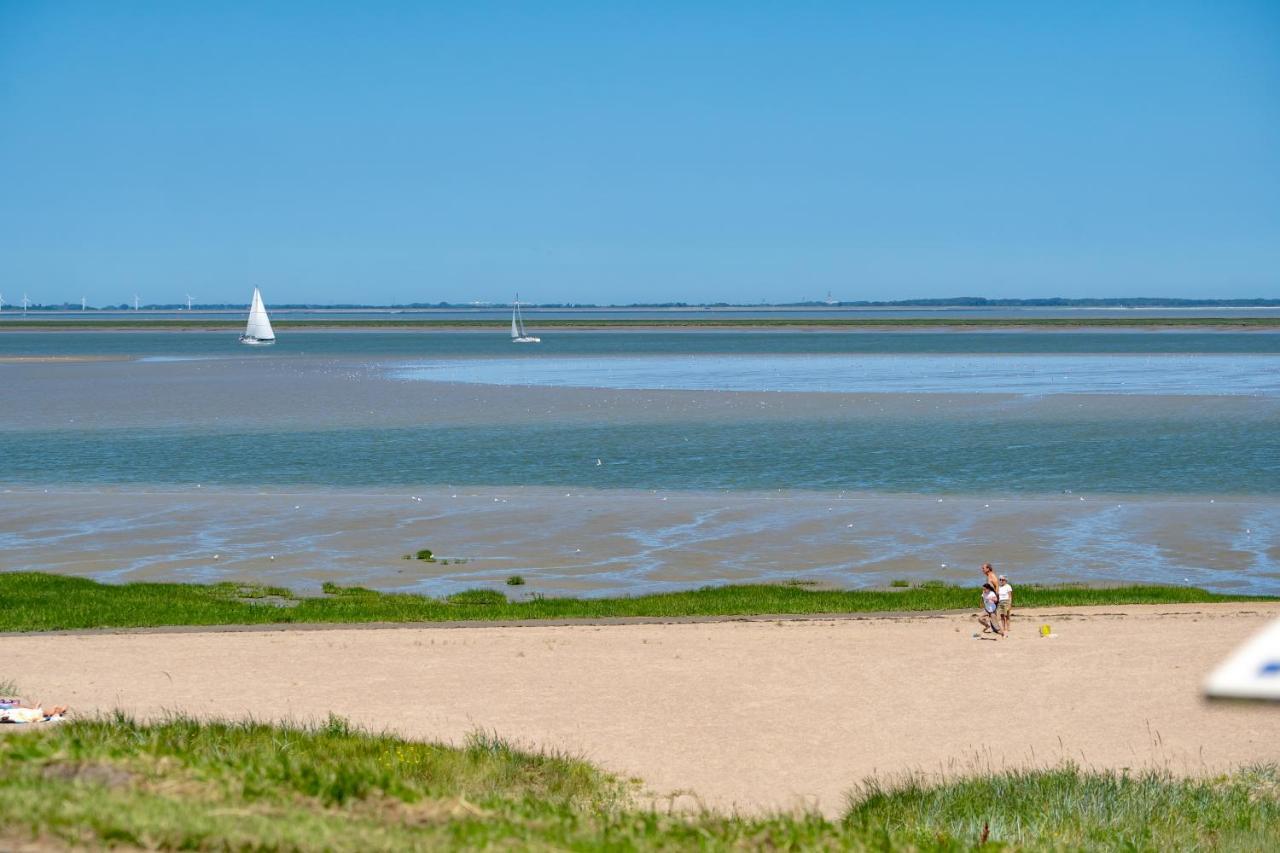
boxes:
[133,294,140,311]
[186,294,194,311]
[0,292,5,313]
[81,297,87,311]
[22,293,30,316]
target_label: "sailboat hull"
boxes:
[512,336,541,343]
[239,335,275,346]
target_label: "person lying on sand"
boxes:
[0,700,69,723]
[980,583,1004,637]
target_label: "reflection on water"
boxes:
[392,353,1280,396]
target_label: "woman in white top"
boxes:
[981,583,1003,636]
[997,575,1014,635]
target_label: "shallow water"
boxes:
[391,353,1280,396]
[4,329,1280,359]
[4,416,1277,495]
[1,330,1277,593]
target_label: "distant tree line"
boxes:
[5,297,1279,311]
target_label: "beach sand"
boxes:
[4,603,1276,815]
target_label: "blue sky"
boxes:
[1,2,1277,305]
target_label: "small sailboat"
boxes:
[511,295,540,343]
[239,287,276,346]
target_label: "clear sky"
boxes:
[1,1,1277,306]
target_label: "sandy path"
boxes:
[4,603,1278,815]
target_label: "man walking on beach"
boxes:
[982,562,998,591]
[997,574,1014,635]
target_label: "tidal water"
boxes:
[392,353,1280,396]
[2,329,1277,593]
[3,329,1280,358]
[3,417,1278,495]
[1,331,1278,494]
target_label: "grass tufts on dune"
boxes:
[0,717,1275,850]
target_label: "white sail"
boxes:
[243,287,275,341]
[510,294,540,343]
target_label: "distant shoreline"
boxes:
[3,316,1280,331]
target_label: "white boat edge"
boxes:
[1203,618,1280,702]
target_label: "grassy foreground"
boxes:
[0,572,1273,633]
[0,716,1275,851]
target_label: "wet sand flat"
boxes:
[3,486,1276,595]
[5,355,1279,432]
[4,603,1277,815]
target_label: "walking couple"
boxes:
[980,562,1013,637]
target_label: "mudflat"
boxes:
[3,486,1276,597]
[4,602,1276,815]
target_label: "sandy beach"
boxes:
[4,602,1276,816]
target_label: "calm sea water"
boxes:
[2,329,1277,592]
[1,330,1277,494]
[3,329,1280,358]
[4,418,1277,494]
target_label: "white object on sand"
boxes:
[1204,619,1280,702]
[0,707,63,724]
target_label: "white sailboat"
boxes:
[511,295,540,343]
[239,287,276,346]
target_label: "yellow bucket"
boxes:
[1040,624,1051,637]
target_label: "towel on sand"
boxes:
[0,707,64,724]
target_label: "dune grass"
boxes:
[0,716,1275,850]
[0,572,1272,633]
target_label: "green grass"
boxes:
[0,716,1275,850]
[4,316,1280,330]
[0,572,1272,633]
[844,765,1280,851]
